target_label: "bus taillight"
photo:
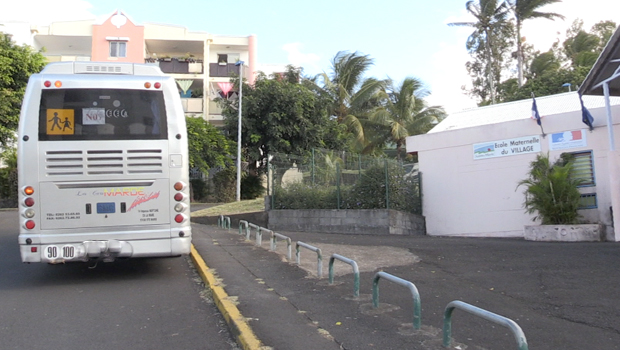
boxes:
[24,186,34,195]
[44,81,52,88]
[144,82,151,88]
[25,220,35,230]
[174,182,185,191]
[154,82,161,89]
[174,193,184,202]
[24,197,35,207]
[174,214,185,223]
[54,81,62,88]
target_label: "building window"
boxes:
[564,150,595,187]
[579,193,597,209]
[217,54,228,65]
[110,41,127,58]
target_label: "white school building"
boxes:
[406,25,620,240]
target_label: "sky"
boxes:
[2,0,619,114]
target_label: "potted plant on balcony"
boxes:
[518,152,604,241]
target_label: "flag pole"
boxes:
[531,93,546,138]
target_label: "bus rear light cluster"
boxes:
[44,80,62,88]
[144,82,162,89]
[173,182,187,224]
[22,186,36,230]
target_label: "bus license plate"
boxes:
[44,245,77,260]
[97,202,115,214]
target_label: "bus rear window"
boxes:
[38,89,167,141]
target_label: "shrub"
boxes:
[517,153,584,225]
[272,182,339,209]
[190,178,209,202]
[212,167,236,202]
[241,174,265,200]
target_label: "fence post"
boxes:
[271,165,276,210]
[336,162,341,209]
[312,148,315,186]
[384,159,389,210]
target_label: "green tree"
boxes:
[369,77,446,159]
[509,0,565,86]
[450,0,511,104]
[314,51,385,151]
[220,66,348,174]
[0,33,46,146]
[186,116,234,173]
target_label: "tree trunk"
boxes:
[517,18,524,87]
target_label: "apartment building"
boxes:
[2,11,274,126]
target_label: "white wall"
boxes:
[408,104,620,238]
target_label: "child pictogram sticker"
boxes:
[47,109,74,135]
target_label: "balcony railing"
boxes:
[209,63,240,78]
[148,58,204,74]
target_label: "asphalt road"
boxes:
[0,210,239,350]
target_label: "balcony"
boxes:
[149,58,204,74]
[209,63,240,78]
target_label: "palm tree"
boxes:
[509,0,565,87]
[369,77,446,159]
[449,0,510,104]
[315,51,386,150]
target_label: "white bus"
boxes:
[17,62,192,264]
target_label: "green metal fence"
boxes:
[267,149,421,214]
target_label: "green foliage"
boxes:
[370,77,446,159]
[0,148,17,202]
[186,116,233,174]
[212,167,236,202]
[517,153,585,225]
[190,178,209,202]
[241,173,264,200]
[0,34,46,146]
[272,182,339,210]
[220,66,349,174]
[272,158,420,213]
[342,161,419,212]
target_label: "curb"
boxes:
[190,244,263,350]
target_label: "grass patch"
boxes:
[191,198,264,217]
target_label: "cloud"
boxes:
[282,43,321,74]
[2,0,96,25]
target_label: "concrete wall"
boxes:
[406,96,620,238]
[268,209,426,235]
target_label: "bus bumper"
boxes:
[20,237,191,264]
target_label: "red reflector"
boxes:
[31,247,37,253]
[24,197,35,207]
[175,214,184,223]
[44,80,52,88]
[154,82,161,89]
[25,220,35,229]
[174,182,184,191]
[174,193,184,201]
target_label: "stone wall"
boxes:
[268,209,425,235]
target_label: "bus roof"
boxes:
[40,62,165,76]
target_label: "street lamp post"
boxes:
[235,61,244,202]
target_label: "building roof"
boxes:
[429,92,620,133]
[579,24,620,97]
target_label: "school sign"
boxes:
[473,135,541,160]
